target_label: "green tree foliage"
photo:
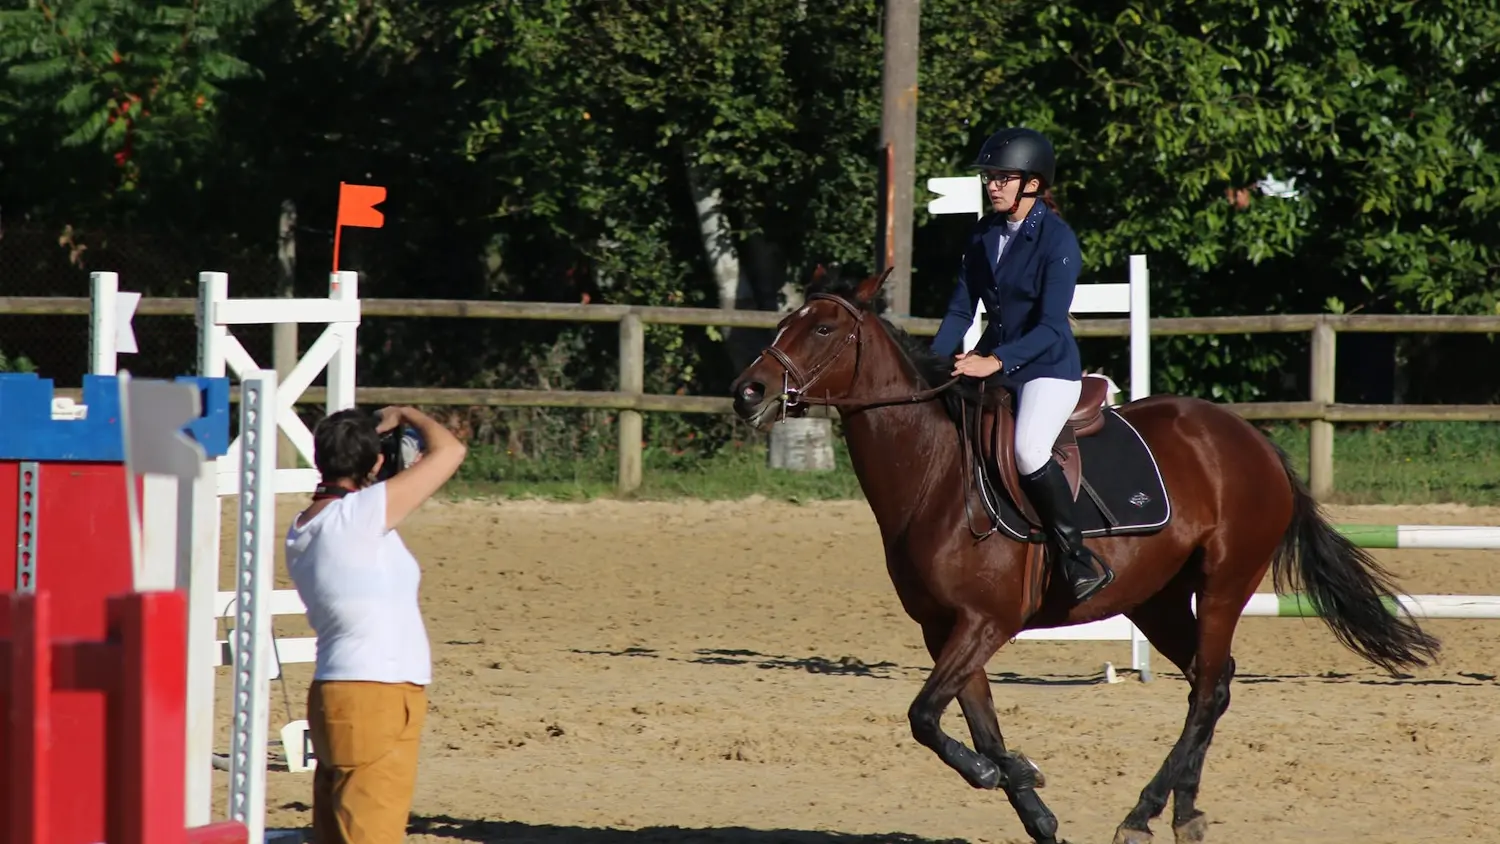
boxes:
[1062,0,1500,317]
[0,347,36,372]
[0,0,270,211]
[928,0,1500,398]
[445,0,1046,407]
[0,1,1496,434]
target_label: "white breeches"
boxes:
[1014,377,1083,475]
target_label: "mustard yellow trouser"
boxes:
[307,680,427,844]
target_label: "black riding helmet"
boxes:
[971,127,1055,189]
[970,127,1055,217]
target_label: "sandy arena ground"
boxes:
[209,496,1500,843]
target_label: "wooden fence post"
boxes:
[275,200,299,470]
[617,313,644,495]
[1309,318,1336,499]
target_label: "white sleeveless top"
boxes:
[285,482,431,685]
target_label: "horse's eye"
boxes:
[816,324,833,336]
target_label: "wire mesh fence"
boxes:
[2,223,282,385]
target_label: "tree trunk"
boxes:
[683,146,835,472]
[685,150,764,373]
[685,158,742,316]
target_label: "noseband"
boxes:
[754,292,958,417]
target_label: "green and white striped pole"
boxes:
[1336,524,1500,550]
[1240,593,1500,619]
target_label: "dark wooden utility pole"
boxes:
[879,0,920,317]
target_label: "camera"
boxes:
[376,426,424,481]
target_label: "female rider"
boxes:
[929,126,1113,603]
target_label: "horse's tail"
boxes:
[1268,443,1441,675]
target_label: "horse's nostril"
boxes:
[741,381,765,402]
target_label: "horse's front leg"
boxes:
[957,668,1061,844]
[910,613,1007,789]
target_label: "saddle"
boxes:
[964,375,1111,530]
[956,375,1170,622]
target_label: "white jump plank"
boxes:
[216,637,317,674]
[214,298,360,327]
[218,467,318,496]
[1014,616,1136,642]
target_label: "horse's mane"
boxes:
[809,271,1000,420]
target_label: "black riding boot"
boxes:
[1019,459,1114,602]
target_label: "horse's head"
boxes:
[731,265,892,431]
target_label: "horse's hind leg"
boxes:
[1110,569,1233,844]
[955,668,1058,844]
[1167,655,1234,844]
[1114,566,1249,844]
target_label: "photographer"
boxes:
[285,405,466,844]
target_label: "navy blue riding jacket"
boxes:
[929,201,1084,384]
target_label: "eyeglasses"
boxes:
[979,171,1022,185]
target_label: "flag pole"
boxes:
[332,181,346,272]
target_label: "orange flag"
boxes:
[333,182,387,272]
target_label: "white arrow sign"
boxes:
[927,175,988,351]
[926,175,984,218]
[116,288,140,354]
[90,271,139,374]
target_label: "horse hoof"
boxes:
[1112,825,1153,844]
[1173,813,1208,843]
[1007,751,1047,788]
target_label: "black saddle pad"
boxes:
[982,407,1171,542]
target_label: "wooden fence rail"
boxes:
[3,296,1499,496]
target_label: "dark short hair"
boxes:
[313,409,381,483]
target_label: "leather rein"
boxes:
[754,292,959,417]
[755,291,1015,547]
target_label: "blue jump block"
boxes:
[0,373,230,462]
[176,375,231,459]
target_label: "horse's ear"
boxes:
[854,267,893,306]
[806,263,829,293]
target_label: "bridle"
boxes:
[753,292,958,419]
[753,290,1002,542]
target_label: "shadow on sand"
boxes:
[568,645,1112,687]
[405,814,977,843]
[566,644,1500,688]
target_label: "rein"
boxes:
[754,292,960,416]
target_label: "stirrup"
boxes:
[1066,562,1114,602]
[1058,546,1114,602]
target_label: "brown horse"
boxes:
[728,268,1439,844]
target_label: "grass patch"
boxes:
[447,437,865,503]
[443,420,1500,507]
[1262,421,1500,506]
